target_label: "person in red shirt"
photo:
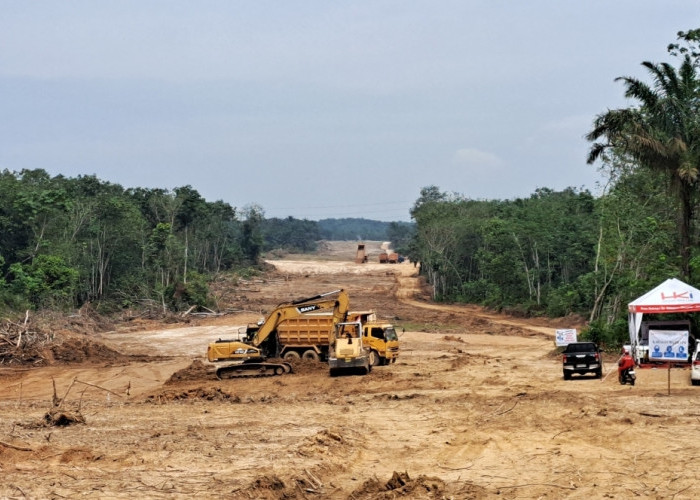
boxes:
[618,349,635,383]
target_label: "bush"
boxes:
[165,272,213,311]
[580,318,629,351]
[7,255,79,310]
[546,284,582,318]
[458,279,502,306]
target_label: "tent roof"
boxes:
[628,278,700,313]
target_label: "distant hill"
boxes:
[318,218,413,241]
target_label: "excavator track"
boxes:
[216,362,293,379]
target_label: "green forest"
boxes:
[2,30,700,349]
[0,169,406,315]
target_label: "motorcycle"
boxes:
[619,368,636,386]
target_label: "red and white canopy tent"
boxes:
[628,278,700,352]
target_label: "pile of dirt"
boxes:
[145,386,240,403]
[285,358,327,375]
[0,305,138,367]
[237,470,482,500]
[239,474,291,499]
[297,428,349,459]
[351,471,445,500]
[47,336,129,364]
[165,360,215,384]
[0,330,129,367]
[351,471,487,499]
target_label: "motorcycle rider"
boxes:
[618,349,636,383]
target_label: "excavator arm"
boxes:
[250,289,349,347]
[208,289,349,378]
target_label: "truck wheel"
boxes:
[369,350,380,366]
[283,351,300,361]
[595,368,602,379]
[302,350,319,362]
[563,371,571,380]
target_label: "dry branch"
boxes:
[0,440,34,452]
[0,311,54,365]
[498,482,577,490]
[74,379,123,398]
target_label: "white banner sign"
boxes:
[555,329,577,346]
[648,330,689,360]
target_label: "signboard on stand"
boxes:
[555,329,578,346]
[648,330,689,361]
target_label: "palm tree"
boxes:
[587,55,700,279]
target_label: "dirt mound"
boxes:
[240,473,320,500]
[145,386,240,403]
[47,336,128,364]
[0,306,136,367]
[351,471,487,499]
[1,331,129,367]
[248,474,287,495]
[165,360,215,384]
[296,428,351,459]
[286,357,327,375]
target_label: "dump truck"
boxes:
[329,320,371,376]
[379,251,399,263]
[274,310,399,365]
[361,319,400,366]
[207,289,349,378]
[355,243,368,263]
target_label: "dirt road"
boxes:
[0,243,698,499]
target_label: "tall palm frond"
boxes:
[587,56,700,278]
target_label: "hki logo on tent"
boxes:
[660,290,693,302]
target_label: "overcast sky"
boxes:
[1,2,698,222]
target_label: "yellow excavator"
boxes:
[208,289,349,378]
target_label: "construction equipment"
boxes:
[379,252,399,263]
[208,289,349,379]
[329,321,371,376]
[274,310,399,365]
[355,243,368,263]
[360,317,400,366]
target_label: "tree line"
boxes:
[0,170,260,313]
[0,171,407,314]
